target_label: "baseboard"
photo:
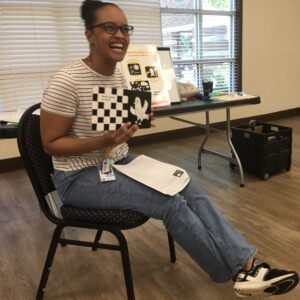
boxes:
[0,157,23,172]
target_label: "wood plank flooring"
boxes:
[1,115,299,300]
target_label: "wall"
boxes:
[242,0,300,117]
[1,0,300,158]
[0,139,19,160]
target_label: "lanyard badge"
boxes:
[99,148,116,182]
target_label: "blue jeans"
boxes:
[52,153,256,283]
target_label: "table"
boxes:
[153,95,261,187]
[1,95,261,186]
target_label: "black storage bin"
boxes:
[231,122,292,179]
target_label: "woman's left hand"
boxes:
[150,111,156,127]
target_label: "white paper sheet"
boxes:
[113,155,190,196]
[0,109,25,123]
[210,94,257,101]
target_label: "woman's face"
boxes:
[87,5,130,64]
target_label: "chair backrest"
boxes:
[17,103,58,222]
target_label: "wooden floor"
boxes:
[1,115,300,300]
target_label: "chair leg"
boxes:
[60,238,67,247]
[113,229,135,300]
[167,232,176,263]
[36,225,63,300]
[60,230,67,247]
[92,229,103,251]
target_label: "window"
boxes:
[160,0,242,93]
[0,0,161,112]
[0,0,241,113]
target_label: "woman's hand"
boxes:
[150,111,156,127]
[107,122,139,145]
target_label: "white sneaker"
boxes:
[233,259,299,297]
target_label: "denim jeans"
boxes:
[52,153,256,283]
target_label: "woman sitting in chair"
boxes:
[40,0,298,297]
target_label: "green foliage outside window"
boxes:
[207,0,229,10]
[179,33,193,57]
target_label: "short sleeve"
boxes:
[41,71,78,117]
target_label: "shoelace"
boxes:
[233,259,271,282]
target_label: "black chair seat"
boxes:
[61,205,149,229]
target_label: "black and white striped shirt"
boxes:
[41,59,129,171]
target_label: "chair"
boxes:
[17,103,176,300]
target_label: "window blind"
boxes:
[160,0,241,93]
[0,0,161,112]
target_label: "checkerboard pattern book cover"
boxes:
[91,86,151,131]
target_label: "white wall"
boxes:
[0,139,19,160]
[242,0,300,117]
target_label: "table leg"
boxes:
[198,108,245,187]
[225,108,245,187]
[198,111,210,169]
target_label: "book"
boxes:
[91,86,151,131]
[121,44,171,107]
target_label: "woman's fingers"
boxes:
[150,111,156,121]
[128,123,139,134]
[112,122,138,144]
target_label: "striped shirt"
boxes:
[41,59,129,171]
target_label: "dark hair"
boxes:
[81,0,118,29]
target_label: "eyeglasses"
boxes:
[89,22,134,36]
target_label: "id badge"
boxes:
[99,159,116,182]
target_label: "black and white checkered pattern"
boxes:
[92,87,129,131]
[92,86,152,131]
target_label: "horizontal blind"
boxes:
[160,0,241,93]
[116,0,161,44]
[0,0,161,112]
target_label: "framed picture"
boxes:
[157,47,181,104]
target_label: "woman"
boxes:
[40,0,298,297]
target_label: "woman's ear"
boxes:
[85,29,94,46]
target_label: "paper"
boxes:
[0,109,25,123]
[210,94,257,101]
[113,155,190,196]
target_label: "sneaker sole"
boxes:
[234,272,299,297]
